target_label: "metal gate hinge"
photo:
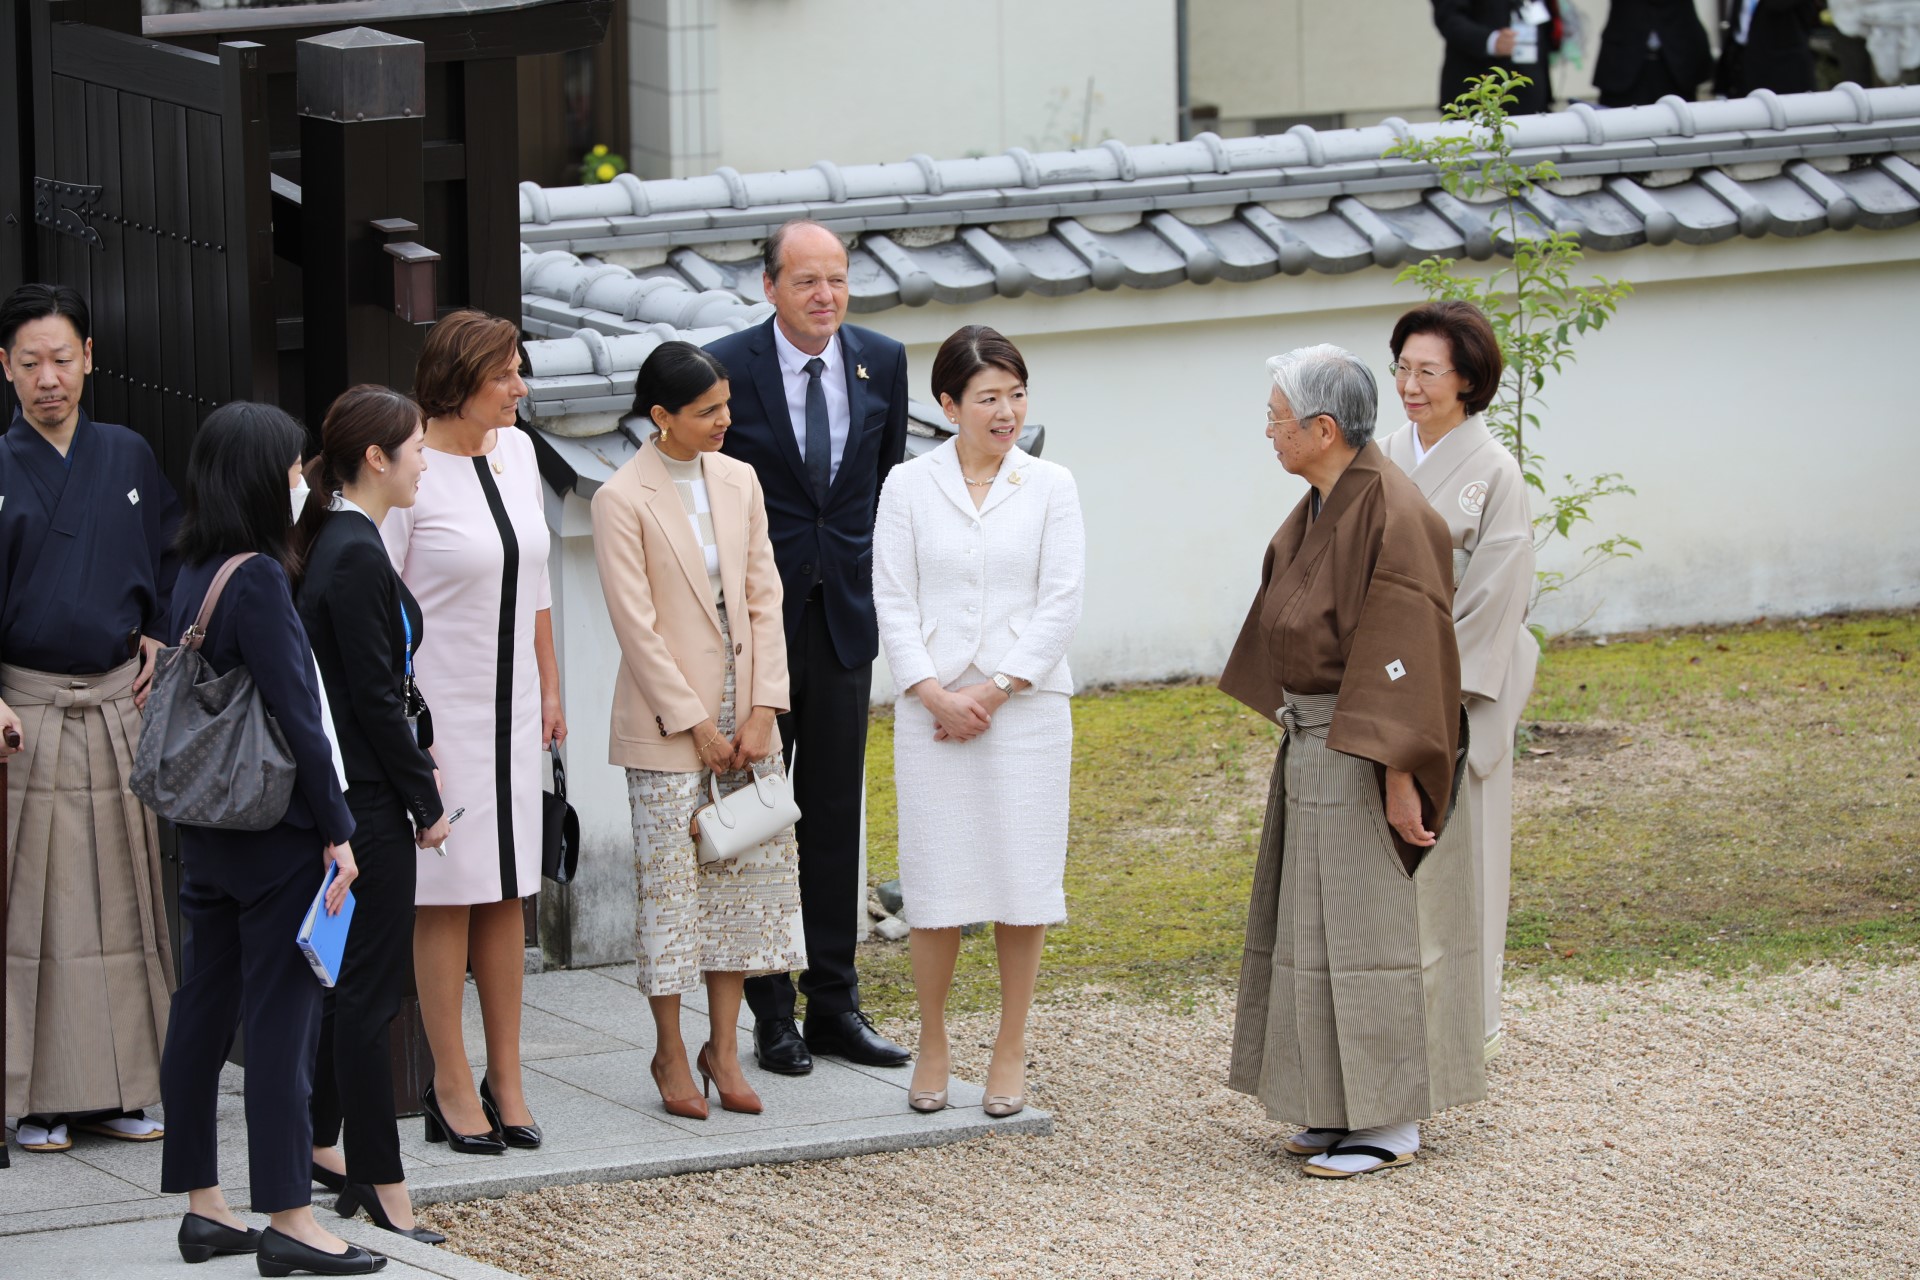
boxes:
[32,178,104,248]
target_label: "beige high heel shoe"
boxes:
[982,1094,1025,1118]
[907,1084,949,1113]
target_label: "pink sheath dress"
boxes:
[382,426,552,905]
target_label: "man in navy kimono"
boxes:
[1,283,179,1154]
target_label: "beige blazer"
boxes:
[591,441,789,772]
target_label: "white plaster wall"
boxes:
[709,0,1179,172]
[861,224,1920,694]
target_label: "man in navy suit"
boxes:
[708,220,911,1073]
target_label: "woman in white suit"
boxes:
[873,325,1085,1118]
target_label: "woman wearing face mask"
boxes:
[872,325,1085,1118]
[156,401,383,1275]
[294,386,449,1244]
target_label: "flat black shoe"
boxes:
[177,1212,261,1264]
[254,1226,385,1276]
[804,1009,910,1067]
[310,1159,348,1194]
[419,1081,505,1156]
[478,1076,543,1149]
[336,1182,447,1246]
[753,1016,814,1076]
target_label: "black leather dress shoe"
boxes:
[804,1010,910,1067]
[256,1226,386,1276]
[753,1016,813,1075]
[177,1212,261,1264]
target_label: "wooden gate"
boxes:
[7,0,275,475]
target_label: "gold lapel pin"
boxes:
[1008,470,1025,486]
[856,364,870,380]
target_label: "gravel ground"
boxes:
[429,963,1919,1279]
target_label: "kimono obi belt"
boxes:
[0,657,140,713]
[1278,690,1339,740]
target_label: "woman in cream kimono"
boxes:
[1378,300,1538,1052]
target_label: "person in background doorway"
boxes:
[1715,0,1821,97]
[0,283,177,1157]
[1593,0,1714,106]
[1433,0,1560,113]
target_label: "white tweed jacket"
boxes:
[873,440,1085,698]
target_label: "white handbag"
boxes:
[692,749,800,866]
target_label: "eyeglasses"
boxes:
[1387,362,1455,384]
[1266,410,1304,429]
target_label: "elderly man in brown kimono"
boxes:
[1220,343,1482,1178]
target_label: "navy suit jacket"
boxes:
[1593,0,1712,95]
[169,553,355,850]
[708,316,909,669]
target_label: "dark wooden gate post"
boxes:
[296,27,428,430]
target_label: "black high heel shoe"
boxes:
[311,1159,347,1194]
[418,1081,505,1156]
[336,1182,447,1246]
[255,1227,385,1276]
[478,1076,543,1149]
[176,1212,261,1264]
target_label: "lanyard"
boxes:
[401,599,414,678]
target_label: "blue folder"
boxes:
[296,863,356,988]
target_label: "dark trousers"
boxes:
[160,827,325,1212]
[1600,55,1687,108]
[745,589,870,1022]
[310,783,416,1186]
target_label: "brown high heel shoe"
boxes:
[650,1056,709,1120]
[696,1043,764,1115]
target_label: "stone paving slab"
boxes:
[5,1216,523,1280]
[1,962,1050,1252]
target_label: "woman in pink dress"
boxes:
[382,311,565,1155]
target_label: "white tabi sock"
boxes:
[1306,1120,1420,1174]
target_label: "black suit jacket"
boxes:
[1432,0,1557,113]
[1715,0,1819,96]
[708,316,909,669]
[1593,0,1713,94]
[295,510,442,829]
[168,552,355,846]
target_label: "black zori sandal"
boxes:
[1301,1142,1417,1178]
[1282,1127,1348,1156]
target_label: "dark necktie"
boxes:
[803,356,831,506]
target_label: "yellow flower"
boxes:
[596,161,617,182]
[591,144,608,157]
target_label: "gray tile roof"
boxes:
[518,85,1920,493]
[516,86,1920,315]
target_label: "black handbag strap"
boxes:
[550,742,566,801]
[182,553,258,651]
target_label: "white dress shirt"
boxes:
[772,322,851,487]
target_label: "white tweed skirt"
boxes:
[893,672,1071,930]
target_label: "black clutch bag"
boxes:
[542,743,580,885]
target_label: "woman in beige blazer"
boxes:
[591,341,805,1121]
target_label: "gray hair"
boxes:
[1265,344,1377,449]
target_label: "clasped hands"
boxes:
[693,705,777,775]
[912,676,1021,743]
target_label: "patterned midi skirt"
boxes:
[625,605,807,998]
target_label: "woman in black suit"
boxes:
[157,402,384,1276]
[295,386,454,1245]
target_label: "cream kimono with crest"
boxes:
[1381,414,1537,1044]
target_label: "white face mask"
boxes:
[290,474,310,524]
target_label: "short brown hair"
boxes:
[930,325,1028,406]
[1389,300,1504,417]
[413,309,522,420]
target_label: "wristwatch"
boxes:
[991,672,1015,695]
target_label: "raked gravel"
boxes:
[428,963,1918,1279]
